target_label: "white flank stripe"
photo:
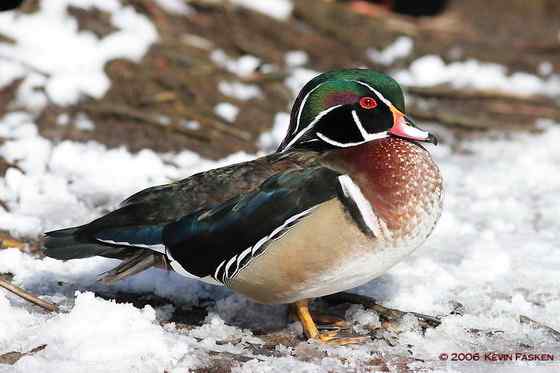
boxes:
[96,238,166,254]
[338,175,383,238]
[169,260,201,280]
[224,255,238,278]
[223,206,317,281]
[214,260,226,279]
[237,247,252,266]
[250,235,268,255]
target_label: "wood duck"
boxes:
[44,69,443,344]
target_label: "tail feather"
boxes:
[43,227,113,260]
[43,226,168,282]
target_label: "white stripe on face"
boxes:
[351,80,395,108]
[293,81,329,135]
[281,104,343,151]
[351,110,389,142]
[283,79,397,150]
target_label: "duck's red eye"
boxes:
[359,97,377,109]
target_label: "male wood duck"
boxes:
[44,69,443,344]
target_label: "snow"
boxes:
[219,81,262,101]
[214,102,240,122]
[284,67,319,97]
[180,120,200,130]
[210,50,261,78]
[285,51,309,68]
[0,291,206,372]
[1,1,560,371]
[0,112,253,237]
[258,112,290,151]
[367,36,414,66]
[230,0,294,20]
[154,0,193,15]
[0,0,157,106]
[74,113,95,131]
[394,55,560,96]
[3,117,560,371]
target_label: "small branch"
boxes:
[520,315,560,342]
[407,107,496,130]
[0,278,58,313]
[84,103,252,142]
[0,345,47,365]
[405,85,549,104]
[0,232,26,250]
[324,292,441,328]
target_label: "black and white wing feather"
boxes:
[162,167,342,284]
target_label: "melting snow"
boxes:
[229,0,294,20]
[214,102,240,123]
[285,51,309,68]
[367,36,414,66]
[1,1,560,372]
[219,81,262,101]
[0,0,157,107]
[394,55,560,96]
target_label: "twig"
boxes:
[0,345,47,365]
[405,85,549,104]
[324,292,441,328]
[407,107,496,130]
[520,315,560,342]
[0,54,51,78]
[514,41,560,53]
[0,232,26,250]
[85,103,252,142]
[0,278,58,312]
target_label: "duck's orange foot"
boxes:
[293,299,370,345]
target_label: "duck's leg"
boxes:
[294,299,369,345]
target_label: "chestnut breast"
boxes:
[325,137,443,240]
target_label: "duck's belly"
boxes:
[230,199,422,304]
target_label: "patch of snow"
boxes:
[394,55,560,96]
[56,113,70,127]
[180,119,200,130]
[346,305,380,334]
[285,50,309,68]
[3,114,560,370]
[367,36,414,66]
[230,0,293,20]
[258,112,290,151]
[0,0,157,106]
[154,0,193,15]
[219,81,262,101]
[214,102,240,122]
[0,60,25,89]
[538,61,553,76]
[210,50,261,78]
[74,113,95,131]
[284,67,319,97]
[1,291,206,371]
[0,113,253,237]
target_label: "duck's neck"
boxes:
[327,137,442,232]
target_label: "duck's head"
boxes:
[278,69,436,152]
